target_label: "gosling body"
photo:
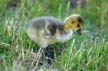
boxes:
[25,17,73,48]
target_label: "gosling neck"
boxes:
[63,23,71,32]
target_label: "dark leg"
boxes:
[44,46,54,65]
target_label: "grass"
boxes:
[0,0,108,71]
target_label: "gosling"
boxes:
[24,14,83,67]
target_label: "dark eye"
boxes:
[77,24,80,27]
[71,21,75,24]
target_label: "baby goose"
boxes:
[24,14,83,67]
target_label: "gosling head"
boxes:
[64,14,83,35]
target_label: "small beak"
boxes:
[77,29,81,35]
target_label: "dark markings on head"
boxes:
[78,17,83,24]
